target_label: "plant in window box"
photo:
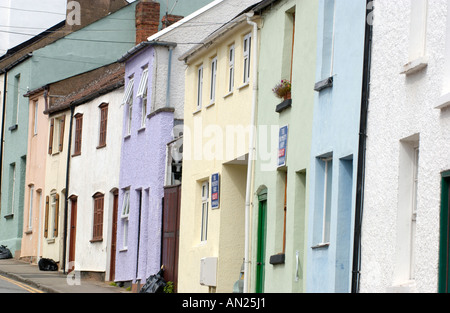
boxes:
[272,80,292,100]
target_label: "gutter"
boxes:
[117,41,177,64]
[351,0,373,293]
[243,11,259,294]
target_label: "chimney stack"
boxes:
[135,0,161,44]
[161,14,184,29]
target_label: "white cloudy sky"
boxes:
[0,0,137,55]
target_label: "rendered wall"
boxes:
[20,93,48,262]
[306,0,366,293]
[0,61,31,256]
[360,0,448,293]
[69,88,124,280]
[250,0,318,293]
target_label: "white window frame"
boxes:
[49,193,57,239]
[408,0,428,62]
[197,65,203,110]
[122,77,134,105]
[33,100,38,135]
[15,74,20,125]
[121,189,130,219]
[136,67,149,98]
[243,33,252,84]
[201,181,209,242]
[210,57,217,105]
[321,157,332,245]
[410,146,419,280]
[127,86,133,136]
[28,185,34,230]
[229,44,235,93]
[10,163,16,215]
[141,78,148,128]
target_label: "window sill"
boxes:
[206,102,215,109]
[4,213,14,220]
[25,229,32,235]
[119,248,128,252]
[314,76,333,92]
[90,238,103,243]
[137,127,146,133]
[269,253,285,265]
[124,134,131,140]
[435,92,450,110]
[276,98,292,113]
[238,82,249,91]
[386,280,417,293]
[47,239,55,244]
[223,91,233,99]
[52,151,60,157]
[311,242,330,249]
[72,152,81,158]
[400,56,428,75]
[96,144,106,150]
[8,124,18,132]
[192,108,202,115]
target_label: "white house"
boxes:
[360,0,450,293]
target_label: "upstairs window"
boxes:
[98,103,108,148]
[49,115,66,155]
[210,57,217,105]
[73,113,83,156]
[137,67,149,127]
[201,181,209,242]
[228,44,235,93]
[123,76,134,136]
[197,65,204,110]
[243,33,252,84]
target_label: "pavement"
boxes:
[0,258,130,293]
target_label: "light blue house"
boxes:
[306,0,368,293]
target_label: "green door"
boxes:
[255,192,267,293]
[439,172,450,293]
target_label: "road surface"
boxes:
[0,274,43,293]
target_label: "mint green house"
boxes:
[249,0,318,293]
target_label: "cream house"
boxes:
[178,6,260,293]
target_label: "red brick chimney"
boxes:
[161,14,184,29]
[135,0,161,44]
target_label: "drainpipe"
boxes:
[62,105,75,274]
[243,12,258,294]
[351,0,373,293]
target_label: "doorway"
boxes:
[255,190,267,293]
[68,196,77,273]
[110,190,118,281]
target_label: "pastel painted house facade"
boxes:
[306,0,368,293]
[359,0,450,293]
[177,0,262,293]
[248,0,318,293]
[113,0,226,288]
[0,0,136,260]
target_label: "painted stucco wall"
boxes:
[306,0,366,293]
[360,0,448,293]
[250,0,318,293]
[115,47,175,283]
[0,61,30,256]
[178,19,255,293]
[20,93,48,262]
[69,88,124,280]
[29,2,137,91]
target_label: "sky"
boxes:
[0,0,136,56]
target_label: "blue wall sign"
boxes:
[211,173,220,209]
[278,125,289,167]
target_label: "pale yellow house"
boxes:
[178,10,260,293]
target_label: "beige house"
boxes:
[20,89,49,263]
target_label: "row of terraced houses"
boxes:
[1,0,450,293]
